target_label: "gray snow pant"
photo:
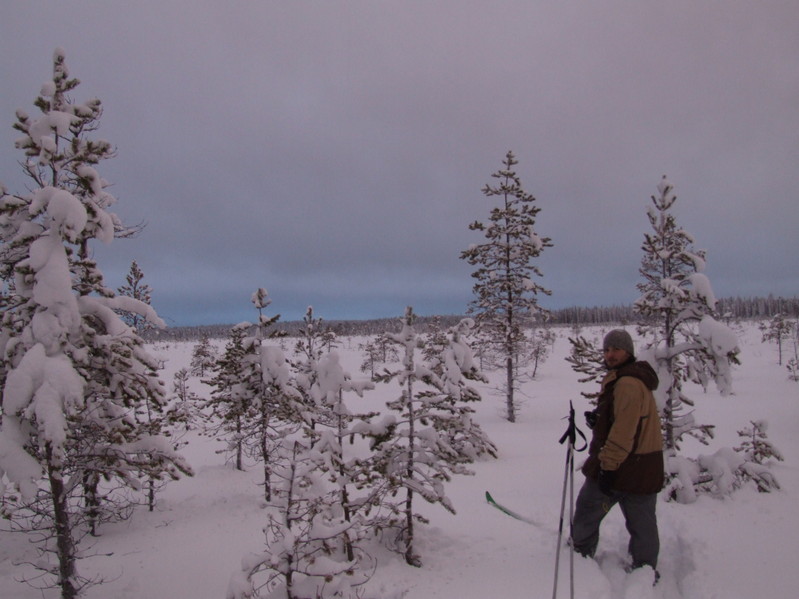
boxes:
[571,477,660,569]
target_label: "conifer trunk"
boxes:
[235,414,243,471]
[47,445,78,599]
[83,471,101,534]
[404,371,419,567]
[505,204,516,423]
[505,355,515,423]
[337,404,355,562]
[148,478,156,512]
[261,407,271,502]
[663,272,676,452]
[284,444,298,599]
[404,487,416,566]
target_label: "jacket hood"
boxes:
[617,360,659,391]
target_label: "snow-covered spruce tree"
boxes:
[733,420,783,493]
[320,327,338,353]
[190,333,216,377]
[0,49,191,598]
[460,151,552,422]
[291,306,333,429]
[759,312,795,365]
[242,289,305,502]
[169,367,199,432]
[735,419,784,461]
[789,320,799,381]
[204,324,252,471]
[370,307,496,567]
[116,260,153,335]
[788,351,799,382]
[141,367,195,513]
[358,337,382,380]
[468,324,501,371]
[686,423,783,498]
[359,333,399,380]
[305,350,376,562]
[423,317,497,462]
[294,306,325,366]
[227,439,371,599]
[375,332,399,363]
[565,334,605,402]
[527,326,555,379]
[229,314,378,598]
[739,419,783,456]
[634,176,740,502]
[293,306,338,358]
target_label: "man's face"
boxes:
[603,346,630,369]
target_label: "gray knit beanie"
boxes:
[603,329,635,357]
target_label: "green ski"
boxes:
[485,491,541,527]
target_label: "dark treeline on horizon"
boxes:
[550,295,799,327]
[144,295,799,343]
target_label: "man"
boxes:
[571,329,664,579]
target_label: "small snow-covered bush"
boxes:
[665,421,783,502]
[787,357,799,382]
[734,420,783,492]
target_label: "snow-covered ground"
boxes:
[1,322,796,599]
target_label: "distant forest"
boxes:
[146,295,799,343]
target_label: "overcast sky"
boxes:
[1,1,797,327]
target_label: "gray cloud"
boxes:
[2,1,797,325]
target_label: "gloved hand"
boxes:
[584,410,598,430]
[598,469,616,496]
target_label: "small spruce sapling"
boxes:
[359,333,399,380]
[306,350,376,562]
[736,420,784,465]
[758,313,795,366]
[785,321,799,381]
[528,327,556,379]
[190,334,217,377]
[227,440,370,599]
[734,420,783,492]
[565,334,605,403]
[788,357,799,382]
[370,307,495,567]
[169,368,199,431]
[204,325,251,471]
[246,288,304,502]
[116,260,154,334]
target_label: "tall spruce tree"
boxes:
[635,176,740,455]
[0,49,191,598]
[460,151,552,422]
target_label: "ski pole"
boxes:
[552,423,572,599]
[552,401,586,599]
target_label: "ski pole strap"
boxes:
[558,401,587,452]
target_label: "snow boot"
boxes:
[625,563,660,587]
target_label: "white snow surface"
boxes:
[1,322,797,599]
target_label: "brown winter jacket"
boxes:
[582,359,665,495]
